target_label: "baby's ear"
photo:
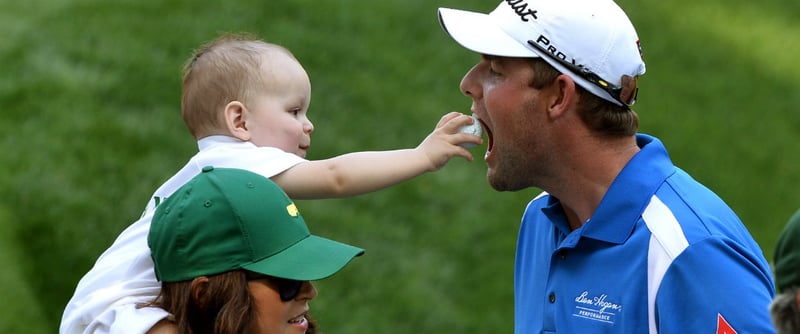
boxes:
[224,101,250,141]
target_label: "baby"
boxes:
[60,33,481,334]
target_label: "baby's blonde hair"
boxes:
[181,33,297,139]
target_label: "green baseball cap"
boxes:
[775,208,800,292]
[148,166,364,283]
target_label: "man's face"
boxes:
[459,55,553,191]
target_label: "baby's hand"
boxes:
[417,112,483,171]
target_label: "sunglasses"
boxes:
[246,272,305,302]
[526,40,638,106]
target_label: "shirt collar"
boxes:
[579,134,676,244]
[197,135,254,151]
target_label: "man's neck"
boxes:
[549,135,640,230]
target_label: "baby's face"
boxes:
[244,54,314,158]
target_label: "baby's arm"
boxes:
[272,112,481,199]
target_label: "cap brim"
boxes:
[438,7,537,58]
[242,235,364,281]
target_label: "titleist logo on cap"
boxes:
[504,0,538,21]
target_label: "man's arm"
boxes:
[655,238,776,333]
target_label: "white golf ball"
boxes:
[457,114,483,148]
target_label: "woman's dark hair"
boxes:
[149,270,319,334]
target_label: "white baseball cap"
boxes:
[438,0,646,106]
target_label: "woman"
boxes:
[145,166,364,333]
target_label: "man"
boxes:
[771,209,800,333]
[437,0,776,332]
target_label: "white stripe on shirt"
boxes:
[643,195,690,334]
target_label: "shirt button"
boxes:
[558,251,566,260]
[549,293,556,303]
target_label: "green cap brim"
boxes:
[242,235,365,281]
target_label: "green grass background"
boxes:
[1,0,798,333]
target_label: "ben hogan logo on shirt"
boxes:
[571,291,623,325]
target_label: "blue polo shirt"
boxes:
[514,134,775,334]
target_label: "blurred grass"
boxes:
[0,0,797,333]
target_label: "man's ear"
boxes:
[544,74,578,120]
[224,101,250,141]
[190,276,210,308]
